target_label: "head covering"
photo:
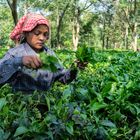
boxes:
[10,13,50,42]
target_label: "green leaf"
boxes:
[0,128,4,138]
[0,127,10,140]
[14,126,28,137]
[101,120,116,128]
[76,44,94,63]
[45,97,50,111]
[0,98,7,111]
[96,127,107,140]
[89,102,107,112]
[39,52,60,72]
[101,82,112,93]
[66,123,74,135]
[63,87,71,99]
[79,88,88,95]
[134,130,140,140]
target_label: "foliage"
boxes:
[39,51,60,72]
[0,49,140,139]
[0,47,9,59]
[0,5,14,47]
[1,0,140,50]
[76,44,95,63]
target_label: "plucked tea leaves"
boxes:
[39,52,60,72]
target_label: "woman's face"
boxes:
[25,24,49,51]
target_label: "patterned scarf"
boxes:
[10,13,50,42]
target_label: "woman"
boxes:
[0,13,79,91]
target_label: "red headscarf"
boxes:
[10,13,50,42]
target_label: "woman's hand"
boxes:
[22,55,42,69]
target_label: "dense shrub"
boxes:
[0,49,140,140]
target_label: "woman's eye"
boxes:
[33,31,40,36]
[32,31,49,38]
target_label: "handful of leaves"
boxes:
[39,52,60,72]
[76,44,94,63]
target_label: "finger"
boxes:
[26,63,31,68]
[32,56,41,68]
[30,61,37,69]
[22,56,32,67]
[35,56,42,66]
[22,56,38,69]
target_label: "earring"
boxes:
[19,34,26,44]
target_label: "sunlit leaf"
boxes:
[14,126,28,137]
[89,102,107,112]
[101,120,116,128]
[0,98,7,111]
[66,123,74,135]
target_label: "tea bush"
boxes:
[0,49,140,140]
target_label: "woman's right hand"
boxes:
[22,55,42,69]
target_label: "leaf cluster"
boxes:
[39,52,60,72]
[76,44,95,63]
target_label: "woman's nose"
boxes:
[39,34,46,41]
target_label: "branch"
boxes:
[6,0,13,11]
[59,2,70,24]
[121,8,133,32]
[81,1,94,12]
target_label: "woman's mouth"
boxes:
[37,43,44,46]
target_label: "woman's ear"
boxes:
[19,32,26,44]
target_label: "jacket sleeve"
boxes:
[59,69,78,84]
[53,68,78,84]
[0,51,23,84]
